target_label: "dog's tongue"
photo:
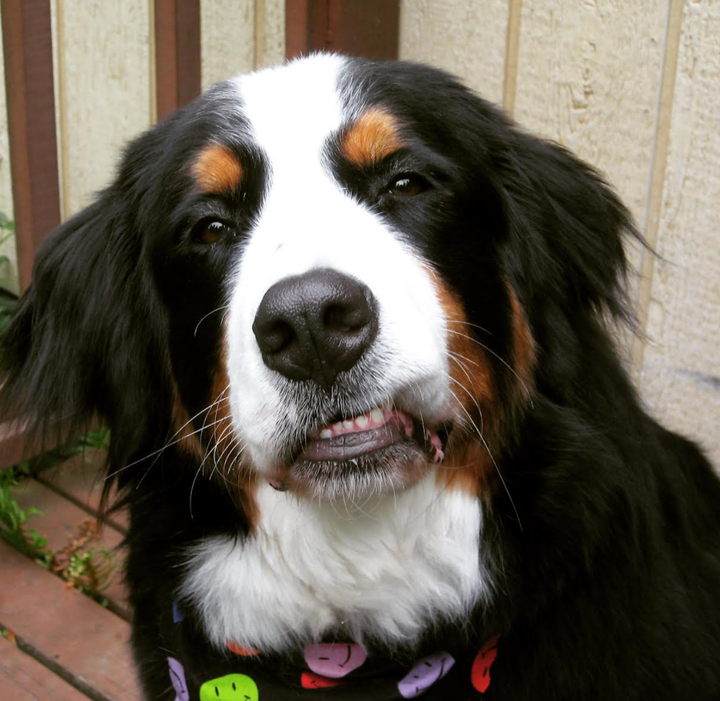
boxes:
[299,409,445,463]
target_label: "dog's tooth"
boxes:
[370,409,384,425]
[343,419,355,430]
[333,422,344,433]
[355,415,369,429]
[320,428,333,439]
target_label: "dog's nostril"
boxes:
[252,269,378,389]
[260,320,294,354]
[323,301,369,333]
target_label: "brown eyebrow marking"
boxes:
[192,144,244,194]
[341,107,404,167]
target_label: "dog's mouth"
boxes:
[268,408,449,499]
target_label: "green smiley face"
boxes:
[199,674,259,701]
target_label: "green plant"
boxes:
[51,518,118,605]
[0,463,53,568]
[0,452,117,604]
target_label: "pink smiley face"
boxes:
[397,652,455,698]
[303,643,368,678]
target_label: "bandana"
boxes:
[166,603,498,700]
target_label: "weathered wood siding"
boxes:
[400,0,720,464]
[1,0,718,461]
[638,0,720,463]
[201,0,285,89]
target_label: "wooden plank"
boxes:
[287,0,400,60]
[0,637,92,701]
[11,477,129,620]
[326,0,399,60]
[0,539,142,701]
[155,0,202,121]
[37,453,128,534]
[55,1,152,217]
[639,0,720,468]
[286,0,326,57]
[255,0,286,69]
[0,0,61,291]
[200,0,255,90]
[399,0,509,106]
[513,0,667,231]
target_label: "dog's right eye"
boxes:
[192,219,235,245]
[387,173,428,197]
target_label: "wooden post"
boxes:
[1,0,61,291]
[154,0,202,122]
[286,0,400,60]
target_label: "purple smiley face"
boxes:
[303,643,368,678]
[397,652,455,698]
[168,657,190,701]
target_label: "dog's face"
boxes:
[221,55,498,500]
[2,53,633,510]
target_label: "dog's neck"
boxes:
[181,470,489,653]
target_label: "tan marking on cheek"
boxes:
[430,273,494,411]
[507,285,536,395]
[341,107,404,167]
[192,144,243,194]
[427,268,496,494]
[436,438,493,496]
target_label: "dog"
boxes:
[2,53,720,700]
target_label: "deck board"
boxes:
[38,453,128,533]
[11,477,130,620]
[0,636,93,700]
[0,539,142,701]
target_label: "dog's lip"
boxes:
[300,409,413,462]
[299,408,446,464]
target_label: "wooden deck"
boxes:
[0,454,143,700]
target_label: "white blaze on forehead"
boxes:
[226,54,452,472]
[233,53,347,172]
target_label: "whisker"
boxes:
[447,329,534,406]
[448,372,485,437]
[448,387,523,531]
[194,304,231,337]
[446,319,492,336]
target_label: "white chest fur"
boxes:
[181,472,488,652]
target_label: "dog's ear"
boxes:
[496,129,639,325]
[0,184,169,460]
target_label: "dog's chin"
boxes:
[266,409,448,501]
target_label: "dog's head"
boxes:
[1,54,635,507]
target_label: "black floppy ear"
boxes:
[497,129,639,324]
[0,187,168,461]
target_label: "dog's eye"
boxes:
[387,174,428,197]
[193,219,235,245]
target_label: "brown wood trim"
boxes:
[286,0,400,60]
[0,539,141,701]
[1,0,61,292]
[154,0,202,122]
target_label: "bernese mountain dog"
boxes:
[2,54,720,700]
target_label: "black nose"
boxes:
[252,269,379,389]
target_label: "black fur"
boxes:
[2,57,719,699]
